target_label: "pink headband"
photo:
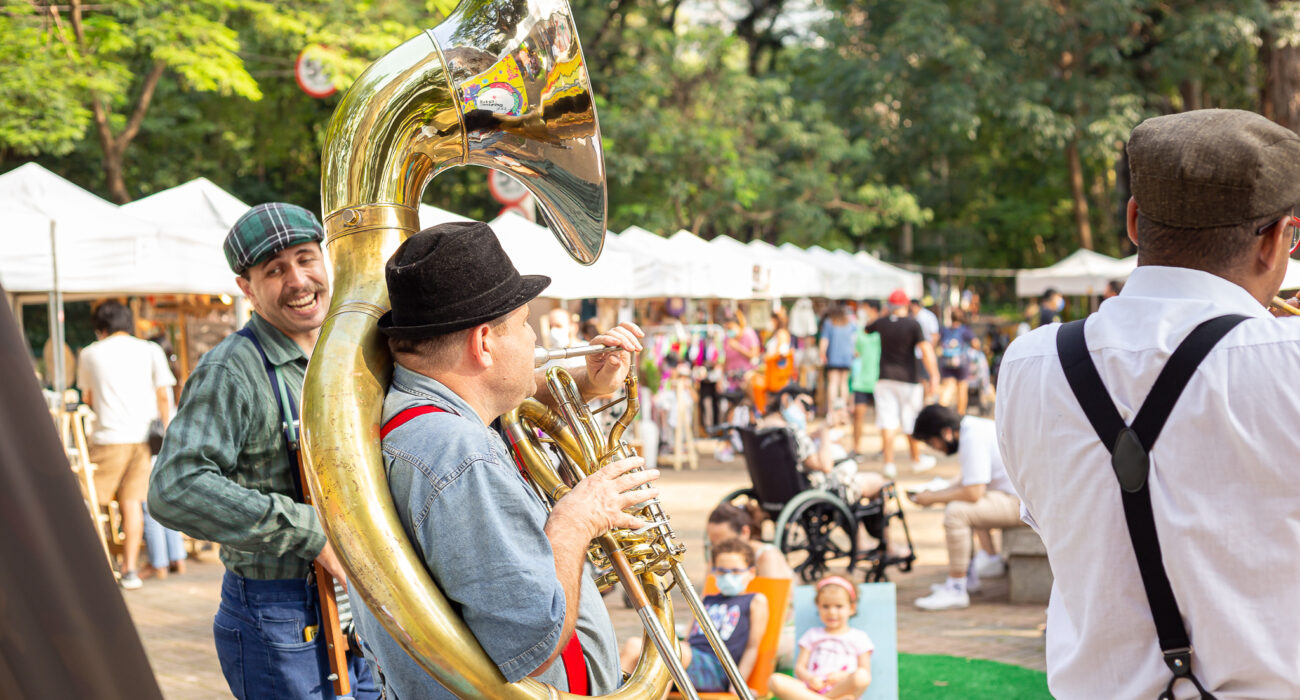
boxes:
[816,576,857,602]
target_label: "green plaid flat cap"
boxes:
[224,203,324,274]
[1129,109,1300,228]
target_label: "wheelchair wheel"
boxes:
[776,492,855,584]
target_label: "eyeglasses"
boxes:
[1256,215,1300,254]
[711,566,750,575]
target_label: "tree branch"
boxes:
[120,60,166,145]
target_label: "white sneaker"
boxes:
[932,579,980,594]
[914,455,937,473]
[915,583,970,610]
[882,462,898,479]
[973,551,1006,579]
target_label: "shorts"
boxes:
[939,364,970,381]
[853,391,874,406]
[874,379,923,432]
[89,442,152,505]
[686,647,728,692]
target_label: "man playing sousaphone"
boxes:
[351,220,657,698]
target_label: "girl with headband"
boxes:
[769,575,873,699]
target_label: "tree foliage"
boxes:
[4,0,1300,273]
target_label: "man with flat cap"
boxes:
[149,203,379,699]
[350,221,654,699]
[997,109,1300,698]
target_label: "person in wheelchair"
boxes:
[907,404,1021,611]
[757,387,885,505]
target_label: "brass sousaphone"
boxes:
[301,0,711,697]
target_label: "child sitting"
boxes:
[619,537,769,694]
[769,575,873,700]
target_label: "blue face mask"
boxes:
[716,572,750,597]
[781,403,808,432]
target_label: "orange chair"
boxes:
[667,575,793,699]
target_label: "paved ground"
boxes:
[122,424,1046,698]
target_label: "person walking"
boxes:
[866,291,939,478]
[77,301,176,590]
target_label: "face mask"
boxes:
[944,437,959,456]
[727,328,738,338]
[781,403,807,432]
[716,572,750,596]
[1053,298,1065,312]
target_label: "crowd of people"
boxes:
[51,107,1300,700]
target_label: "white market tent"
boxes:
[852,251,924,299]
[744,239,825,298]
[419,203,471,228]
[0,163,169,295]
[489,213,634,299]
[120,177,252,296]
[668,230,755,299]
[612,226,752,299]
[1016,248,1135,297]
[802,244,867,298]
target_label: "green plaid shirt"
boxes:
[148,313,325,580]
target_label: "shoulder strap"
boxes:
[1056,315,1246,700]
[379,405,455,438]
[236,326,304,502]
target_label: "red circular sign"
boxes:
[488,170,531,206]
[295,47,336,99]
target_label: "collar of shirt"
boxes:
[247,312,309,368]
[1120,265,1271,318]
[388,363,484,423]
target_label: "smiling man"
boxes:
[148,203,378,699]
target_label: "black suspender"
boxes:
[235,327,305,504]
[1056,315,1247,700]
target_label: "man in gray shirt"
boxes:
[352,221,655,698]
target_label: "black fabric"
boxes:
[0,284,164,699]
[1056,315,1248,700]
[377,221,550,339]
[866,315,924,383]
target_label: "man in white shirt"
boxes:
[907,404,1020,611]
[997,109,1300,698]
[77,301,175,590]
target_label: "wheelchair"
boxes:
[717,424,916,584]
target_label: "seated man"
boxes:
[908,404,1021,611]
[351,221,657,698]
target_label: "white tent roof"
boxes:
[120,177,253,296]
[0,163,187,295]
[419,203,470,228]
[1016,249,1134,297]
[668,230,755,299]
[797,244,864,298]
[489,213,633,299]
[850,251,924,299]
[606,227,694,299]
[610,226,751,298]
[746,239,825,298]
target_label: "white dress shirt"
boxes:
[996,265,1300,700]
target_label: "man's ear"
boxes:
[466,323,494,369]
[1126,198,1139,249]
[1257,217,1288,274]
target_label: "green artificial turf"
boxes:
[897,654,1051,699]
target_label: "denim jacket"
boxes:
[351,364,620,699]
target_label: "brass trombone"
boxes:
[508,345,753,699]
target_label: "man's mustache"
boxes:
[278,283,328,306]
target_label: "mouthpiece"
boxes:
[533,344,618,367]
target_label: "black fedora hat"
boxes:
[377,221,550,339]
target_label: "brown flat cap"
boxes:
[1129,109,1300,228]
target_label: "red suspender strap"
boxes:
[561,633,588,695]
[380,405,452,439]
[381,404,586,690]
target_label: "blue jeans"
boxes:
[141,502,186,569]
[214,572,378,700]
